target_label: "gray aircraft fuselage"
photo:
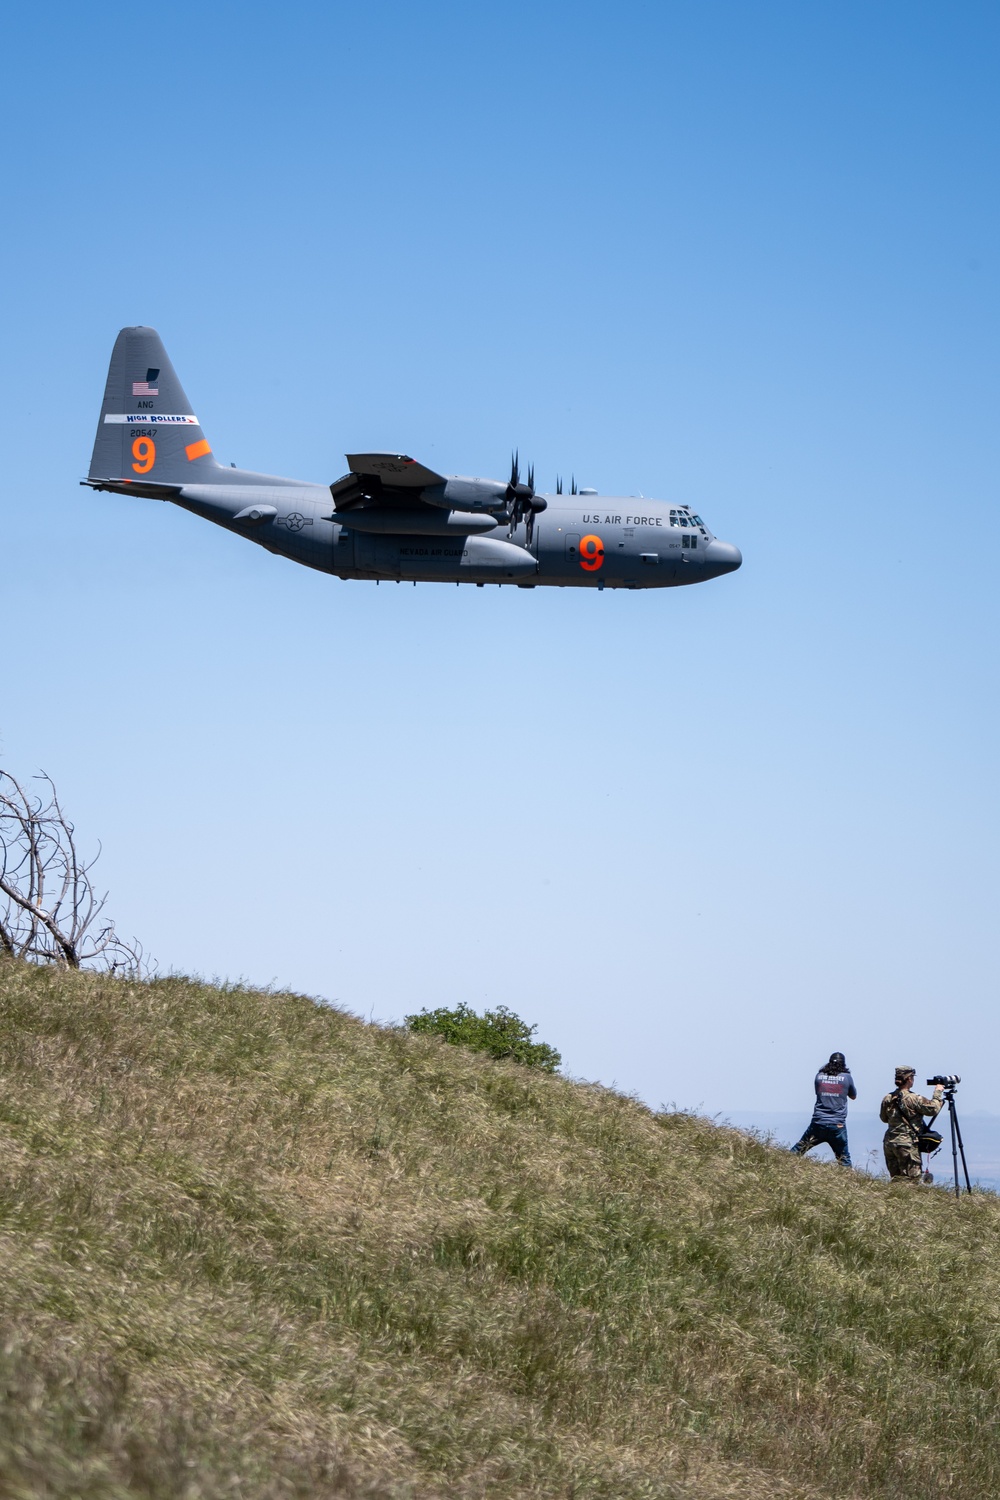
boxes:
[85,328,743,591]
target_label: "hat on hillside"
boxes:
[894,1065,916,1084]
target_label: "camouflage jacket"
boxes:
[880,1087,943,1144]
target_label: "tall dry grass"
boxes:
[1,959,998,1499]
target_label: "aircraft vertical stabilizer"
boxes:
[88,327,218,485]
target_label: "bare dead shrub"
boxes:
[0,769,146,975]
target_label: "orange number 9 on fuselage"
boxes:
[579,533,605,571]
[131,436,156,474]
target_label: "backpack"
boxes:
[889,1088,943,1154]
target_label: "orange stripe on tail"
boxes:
[185,438,212,461]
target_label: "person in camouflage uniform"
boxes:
[880,1066,943,1180]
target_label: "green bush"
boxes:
[404,1002,561,1072]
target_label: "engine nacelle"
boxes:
[421,476,509,512]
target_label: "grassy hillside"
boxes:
[1,962,999,1499]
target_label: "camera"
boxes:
[927,1074,961,1088]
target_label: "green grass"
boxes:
[1,960,998,1498]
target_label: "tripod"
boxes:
[935,1087,972,1199]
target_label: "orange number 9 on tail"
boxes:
[131,436,156,474]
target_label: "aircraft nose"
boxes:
[703,539,742,575]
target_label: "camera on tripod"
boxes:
[922,1077,971,1196]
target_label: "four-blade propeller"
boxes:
[506,450,547,544]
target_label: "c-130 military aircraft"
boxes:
[86,328,742,590]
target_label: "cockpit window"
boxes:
[669,508,708,530]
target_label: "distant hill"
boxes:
[2,960,999,1499]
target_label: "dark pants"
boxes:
[791,1120,852,1167]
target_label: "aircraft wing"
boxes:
[328,451,504,536]
[345,453,446,488]
[331,452,448,515]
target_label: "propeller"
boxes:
[506,450,546,544]
[506,450,533,520]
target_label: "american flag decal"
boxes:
[133,380,159,396]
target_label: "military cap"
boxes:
[894,1065,916,1084]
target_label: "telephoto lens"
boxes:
[927,1074,961,1087]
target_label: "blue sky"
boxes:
[2,1,998,1120]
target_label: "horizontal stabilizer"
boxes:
[82,477,183,499]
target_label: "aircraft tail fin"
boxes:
[88,327,220,485]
